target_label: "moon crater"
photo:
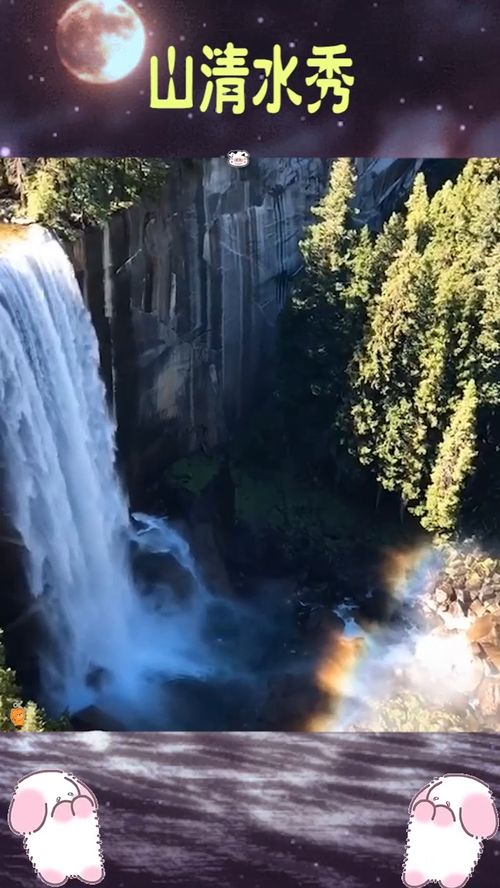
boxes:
[56,0,146,84]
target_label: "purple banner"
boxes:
[2,0,500,156]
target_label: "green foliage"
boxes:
[0,632,22,732]
[279,158,500,534]
[302,157,359,275]
[0,629,67,732]
[18,701,46,733]
[170,454,219,493]
[43,712,73,732]
[171,454,400,559]
[349,232,433,504]
[0,158,169,239]
[234,469,360,544]
[278,159,370,470]
[423,381,478,534]
[360,692,475,732]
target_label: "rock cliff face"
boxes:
[70,157,460,491]
[353,158,464,229]
[71,157,330,489]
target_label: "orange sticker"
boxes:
[10,704,25,728]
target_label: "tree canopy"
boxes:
[279,158,500,536]
[0,158,169,238]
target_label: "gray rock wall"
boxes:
[70,157,456,489]
[71,157,330,486]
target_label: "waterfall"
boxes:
[0,225,215,727]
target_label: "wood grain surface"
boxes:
[0,732,498,887]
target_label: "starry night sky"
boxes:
[1,0,500,157]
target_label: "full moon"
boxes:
[56,0,146,84]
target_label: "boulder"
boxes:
[71,706,128,731]
[476,677,500,719]
[469,599,488,619]
[467,571,483,592]
[478,642,500,673]
[467,614,496,643]
[434,588,449,607]
[445,599,468,622]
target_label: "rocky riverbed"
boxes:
[417,543,500,723]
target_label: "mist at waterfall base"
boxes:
[0,226,300,730]
[312,544,484,731]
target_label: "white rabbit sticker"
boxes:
[8,769,105,886]
[402,773,498,888]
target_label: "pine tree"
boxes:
[344,225,375,304]
[302,157,357,275]
[348,226,433,505]
[368,211,406,296]
[277,158,500,533]
[278,159,365,465]
[423,380,478,534]
[348,160,500,528]
[404,172,432,250]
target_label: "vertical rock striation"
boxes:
[70,157,461,490]
[71,157,330,488]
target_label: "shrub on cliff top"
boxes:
[0,157,169,239]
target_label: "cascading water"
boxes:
[0,225,220,727]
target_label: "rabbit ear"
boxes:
[8,787,48,835]
[75,779,98,809]
[408,782,432,814]
[459,794,498,839]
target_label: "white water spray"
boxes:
[0,226,216,726]
[329,548,486,729]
